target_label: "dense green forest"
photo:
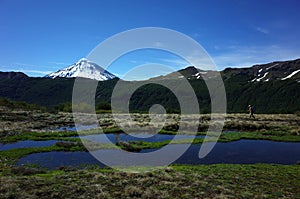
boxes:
[0,72,299,113]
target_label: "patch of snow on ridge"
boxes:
[251,72,269,82]
[281,69,300,80]
[256,72,269,82]
[266,63,279,70]
[192,71,207,79]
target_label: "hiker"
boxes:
[248,105,255,119]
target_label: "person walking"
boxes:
[248,105,255,119]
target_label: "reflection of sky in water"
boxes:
[18,151,103,169]
[79,133,205,143]
[17,140,300,169]
[144,140,300,165]
[0,140,58,151]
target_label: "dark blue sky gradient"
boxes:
[0,0,299,77]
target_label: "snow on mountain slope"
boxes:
[222,58,300,82]
[45,58,117,81]
[250,59,300,82]
[281,69,300,80]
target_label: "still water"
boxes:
[78,133,205,143]
[17,140,300,169]
[0,133,203,150]
[0,140,58,151]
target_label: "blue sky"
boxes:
[0,0,300,77]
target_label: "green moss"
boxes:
[0,131,79,143]
[219,131,300,142]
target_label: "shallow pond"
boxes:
[78,133,205,143]
[0,132,203,151]
[17,151,105,168]
[17,140,300,169]
[0,140,58,151]
[146,140,300,165]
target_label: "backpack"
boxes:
[252,106,256,113]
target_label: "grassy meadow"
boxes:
[0,107,299,198]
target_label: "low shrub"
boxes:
[10,166,46,175]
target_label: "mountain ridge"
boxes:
[0,71,29,80]
[0,58,299,113]
[3,58,299,82]
[154,58,300,82]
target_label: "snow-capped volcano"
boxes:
[46,58,117,81]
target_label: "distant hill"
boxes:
[152,58,300,82]
[0,73,75,107]
[0,58,299,113]
[0,71,29,80]
[222,58,300,82]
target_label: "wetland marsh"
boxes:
[0,108,299,198]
